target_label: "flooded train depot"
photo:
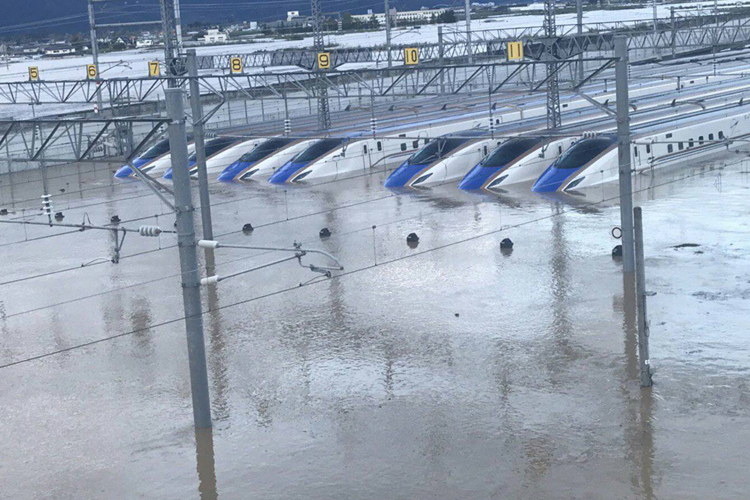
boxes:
[1,152,749,499]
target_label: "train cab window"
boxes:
[292,138,344,163]
[668,144,674,153]
[139,138,171,160]
[413,140,419,149]
[679,142,684,150]
[719,131,725,139]
[558,145,563,155]
[495,119,500,125]
[424,139,429,145]
[555,137,616,169]
[689,139,694,148]
[666,133,673,139]
[634,147,638,157]
[481,137,541,168]
[401,143,407,151]
[708,133,714,141]
[483,145,488,155]
[646,144,651,154]
[363,144,368,155]
[377,141,382,151]
[699,136,704,145]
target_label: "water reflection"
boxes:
[195,427,219,500]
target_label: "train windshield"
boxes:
[292,139,344,163]
[139,139,170,160]
[407,138,467,165]
[482,137,541,167]
[188,137,238,162]
[555,137,616,169]
[238,138,294,163]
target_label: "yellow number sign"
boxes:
[28,66,39,81]
[507,41,524,61]
[317,52,331,70]
[230,57,243,74]
[86,64,97,79]
[404,47,419,65]
[148,60,160,78]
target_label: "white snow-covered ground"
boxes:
[1,0,748,83]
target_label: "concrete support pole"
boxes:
[87,0,104,114]
[186,50,213,240]
[465,0,473,63]
[165,88,212,429]
[615,36,635,275]
[634,207,652,387]
[670,7,676,58]
[577,0,584,83]
[438,26,445,93]
[385,0,392,67]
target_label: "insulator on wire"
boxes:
[284,119,291,136]
[370,117,377,136]
[41,194,53,215]
[138,225,162,237]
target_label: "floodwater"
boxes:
[0,153,749,499]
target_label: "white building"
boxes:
[135,38,154,49]
[43,44,75,57]
[287,11,300,22]
[201,29,228,44]
[352,8,448,25]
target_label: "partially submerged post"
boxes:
[615,36,635,275]
[165,88,212,429]
[634,207,652,387]
[186,49,214,240]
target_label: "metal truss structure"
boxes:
[191,9,750,70]
[0,59,617,107]
[0,118,168,163]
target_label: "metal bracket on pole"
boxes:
[573,89,617,116]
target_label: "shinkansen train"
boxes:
[266,76,750,185]
[267,113,491,184]
[217,137,313,181]
[384,131,504,188]
[114,137,195,179]
[459,83,750,191]
[458,136,581,190]
[162,136,265,180]
[532,107,750,193]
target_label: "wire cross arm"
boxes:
[197,239,344,285]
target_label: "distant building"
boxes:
[43,44,75,57]
[287,10,300,22]
[351,8,448,26]
[201,29,228,44]
[135,38,154,49]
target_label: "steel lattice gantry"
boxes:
[191,11,750,71]
[0,59,618,107]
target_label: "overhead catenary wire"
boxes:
[0,159,742,371]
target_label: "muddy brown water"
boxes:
[0,154,749,499]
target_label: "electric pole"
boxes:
[544,0,561,128]
[385,0,392,67]
[465,0,473,63]
[311,0,331,130]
